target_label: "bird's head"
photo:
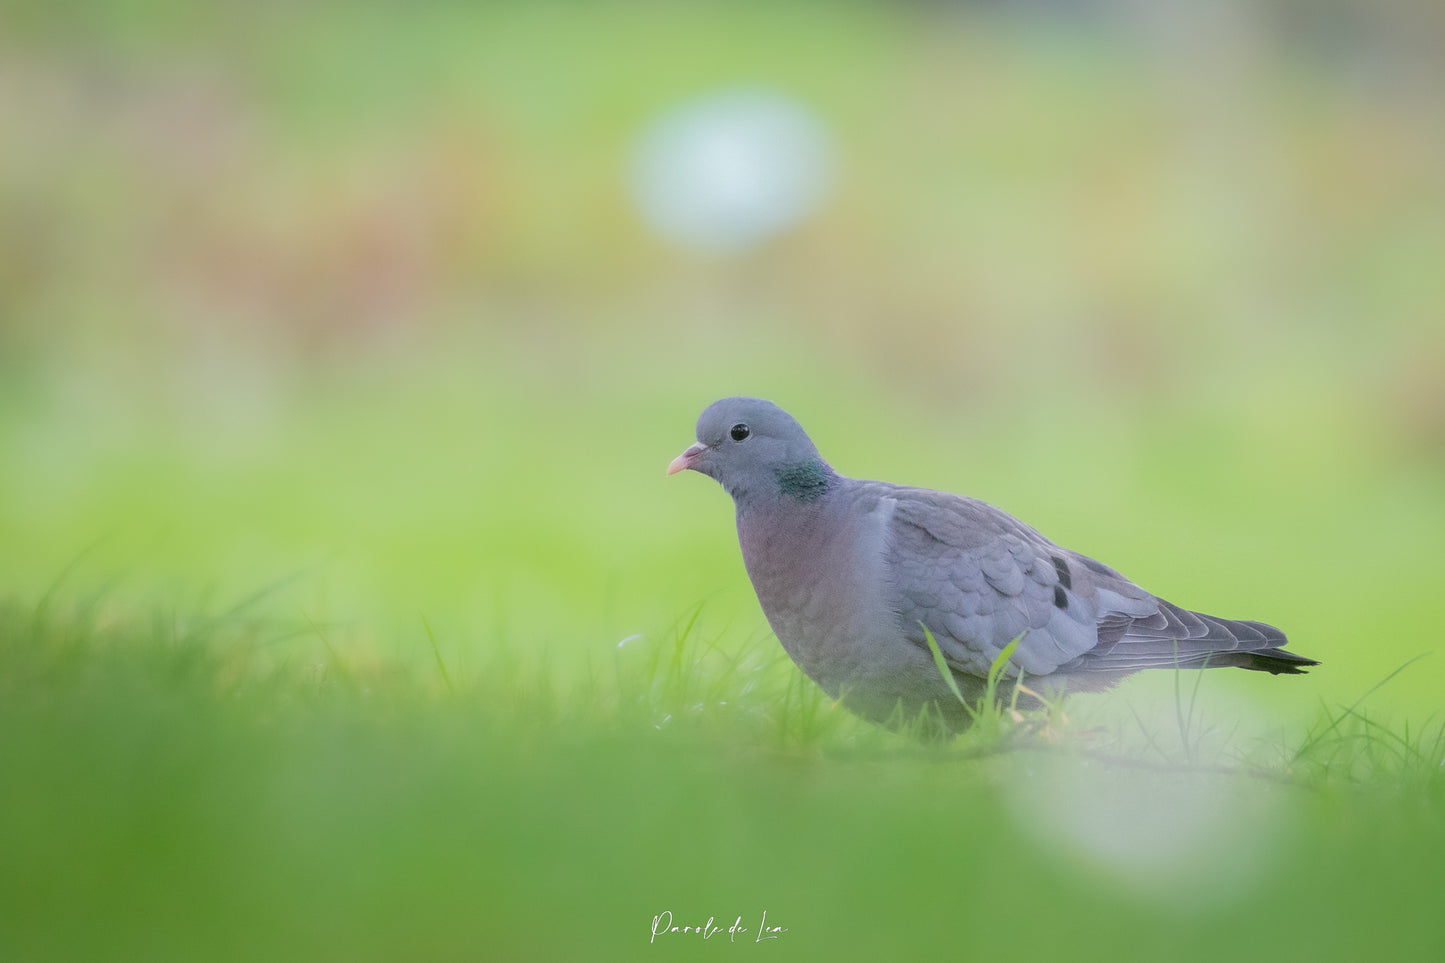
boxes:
[668,396,831,503]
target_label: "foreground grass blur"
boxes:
[3,592,1442,961]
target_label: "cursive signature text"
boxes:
[650,910,788,944]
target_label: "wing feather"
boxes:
[877,482,1299,682]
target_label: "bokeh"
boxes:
[2,1,1443,958]
[4,0,1441,701]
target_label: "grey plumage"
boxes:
[669,396,1316,731]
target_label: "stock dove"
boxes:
[669,397,1316,730]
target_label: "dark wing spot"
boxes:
[1051,556,1072,589]
[1053,584,1068,609]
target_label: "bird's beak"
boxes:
[667,442,708,476]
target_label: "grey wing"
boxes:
[1055,568,1295,673]
[882,487,1156,681]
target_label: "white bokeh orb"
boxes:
[630,88,833,255]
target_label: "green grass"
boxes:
[2,287,1441,961]
[2,592,1442,962]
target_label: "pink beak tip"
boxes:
[667,443,705,476]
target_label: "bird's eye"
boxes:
[730,423,751,442]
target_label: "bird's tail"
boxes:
[1070,601,1319,675]
[1194,645,1319,675]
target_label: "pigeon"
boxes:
[668,397,1316,731]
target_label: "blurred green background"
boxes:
[2,1,1443,960]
